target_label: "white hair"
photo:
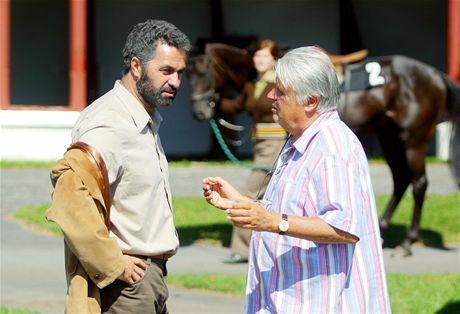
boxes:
[274,46,340,114]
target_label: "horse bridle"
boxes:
[190,88,219,109]
[190,54,246,133]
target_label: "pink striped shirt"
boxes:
[245,110,391,313]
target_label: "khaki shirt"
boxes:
[72,81,178,256]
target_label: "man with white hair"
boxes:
[203,46,391,313]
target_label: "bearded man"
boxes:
[48,19,190,314]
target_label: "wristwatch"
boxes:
[278,213,289,235]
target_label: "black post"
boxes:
[87,0,99,105]
[339,0,364,54]
[210,0,224,37]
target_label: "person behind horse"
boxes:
[220,39,287,263]
[47,19,191,313]
[202,46,391,313]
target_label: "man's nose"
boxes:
[169,73,181,88]
[267,88,276,100]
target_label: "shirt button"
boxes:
[94,274,101,280]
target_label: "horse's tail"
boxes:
[443,75,460,188]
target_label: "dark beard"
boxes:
[136,72,175,108]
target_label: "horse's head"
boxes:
[186,54,219,121]
[186,43,252,121]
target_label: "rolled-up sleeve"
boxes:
[311,154,364,239]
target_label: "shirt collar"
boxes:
[148,110,163,133]
[113,80,162,132]
[290,109,339,154]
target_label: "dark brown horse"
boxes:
[186,43,460,255]
[187,43,253,121]
[335,53,460,255]
[186,43,254,159]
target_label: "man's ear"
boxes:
[130,57,142,81]
[304,95,319,114]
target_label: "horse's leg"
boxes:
[374,119,411,235]
[400,145,428,254]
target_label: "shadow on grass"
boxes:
[382,223,450,250]
[435,300,460,314]
[177,223,232,247]
[177,222,452,251]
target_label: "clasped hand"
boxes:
[202,176,276,232]
[117,254,147,284]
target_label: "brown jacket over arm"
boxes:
[45,148,124,314]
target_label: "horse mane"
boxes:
[193,35,258,53]
[205,42,248,56]
[205,43,253,90]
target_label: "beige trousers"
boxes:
[230,137,286,258]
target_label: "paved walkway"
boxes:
[1,164,459,313]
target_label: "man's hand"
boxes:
[117,255,147,284]
[202,177,243,210]
[226,201,278,233]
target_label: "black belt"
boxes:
[132,254,170,262]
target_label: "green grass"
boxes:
[367,156,448,164]
[0,160,54,169]
[13,203,62,236]
[0,309,39,314]
[173,197,233,246]
[375,193,460,247]
[166,273,460,313]
[18,198,231,242]
[167,273,247,295]
[15,193,460,248]
[169,159,254,167]
[387,273,460,313]
[1,156,448,169]
[0,159,252,169]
